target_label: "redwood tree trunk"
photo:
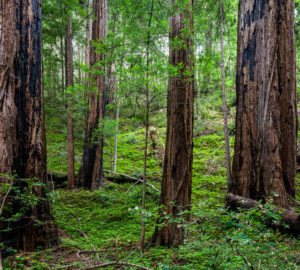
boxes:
[0,0,58,251]
[232,0,297,207]
[83,0,92,119]
[78,0,107,190]
[152,0,194,247]
[66,14,75,190]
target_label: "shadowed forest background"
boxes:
[0,0,300,269]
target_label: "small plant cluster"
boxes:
[0,174,50,255]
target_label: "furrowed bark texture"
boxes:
[0,0,58,251]
[153,0,194,247]
[232,0,297,207]
[78,0,107,190]
[66,14,75,190]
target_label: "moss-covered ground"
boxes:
[3,95,300,269]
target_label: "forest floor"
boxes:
[3,94,300,269]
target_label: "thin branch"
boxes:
[103,170,159,192]
[0,177,14,217]
[286,192,300,207]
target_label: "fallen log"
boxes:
[226,193,300,235]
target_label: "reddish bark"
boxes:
[152,0,194,247]
[65,14,75,190]
[78,0,107,190]
[0,0,58,251]
[232,0,297,207]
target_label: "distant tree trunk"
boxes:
[152,0,194,247]
[0,0,59,251]
[66,14,75,190]
[113,35,125,173]
[61,37,65,99]
[141,0,154,253]
[85,0,92,78]
[106,12,117,105]
[60,1,65,99]
[219,0,231,189]
[232,0,297,207]
[78,0,107,190]
[204,21,212,94]
[84,0,92,119]
[107,62,116,104]
[195,68,201,128]
[78,46,82,85]
[113,98,120,173]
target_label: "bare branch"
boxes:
[103,170,159,192]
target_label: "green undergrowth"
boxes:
[5,99,298,269]
[52,183,159,250]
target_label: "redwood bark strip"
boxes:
[0,0,58,251]
[232,0,297,207]
[153,0,194,247]
[78,0,107,190]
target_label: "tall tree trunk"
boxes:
[219,0,231,189]
[66,14,75,190]
[78,0,107,190]
[112,35,125,173]
[84,0,92,118]
[152,0,194,247]
[232,0,297,207]
[0,0,59,251]
[141,0,154,253]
